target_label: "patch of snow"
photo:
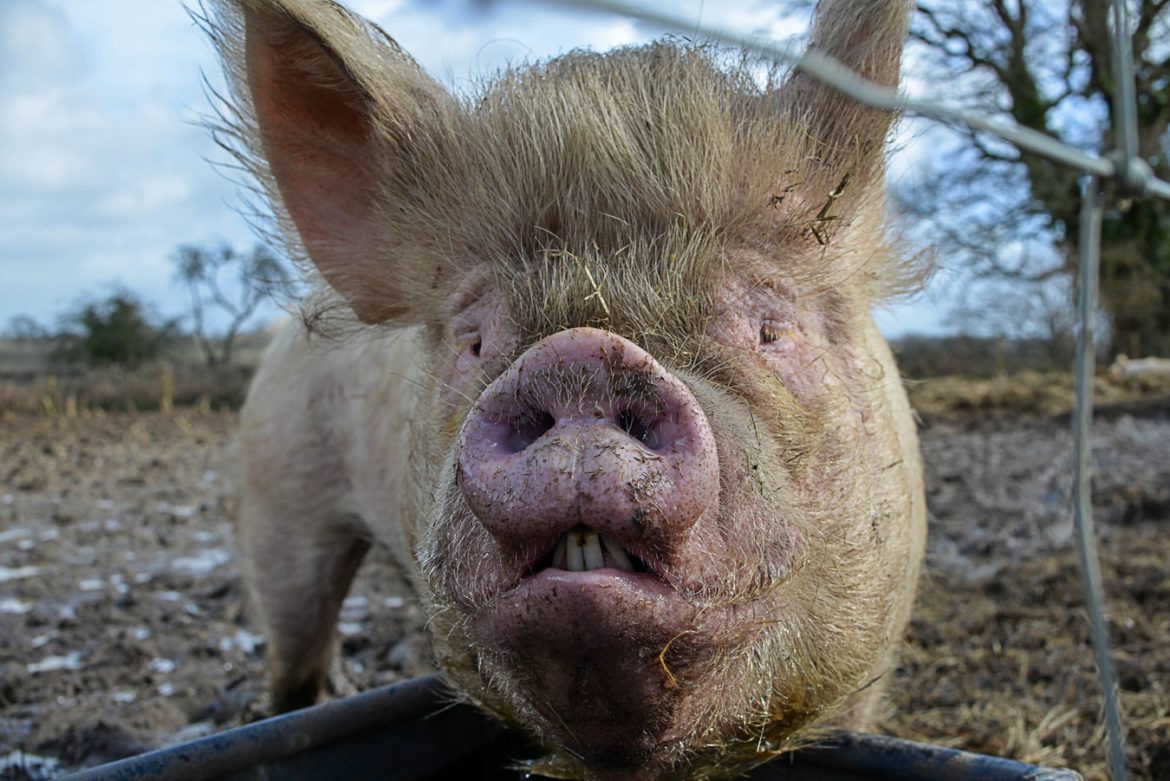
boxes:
[112,690,136,703]
[0,751,60,780]
[218,628,263,655]
[150,657,177,674]
[172,721,214,743]
[0,598,32,614]
[28,651,83,673]
[337,622,363,636]
[171,548,230,576]
[0,527,30,544]
[156,503,197,518]
[78,578,105,592]
[340,594,370,623]
[383,596,406,609]
[0,565,40,583]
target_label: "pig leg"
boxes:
[237,496,370,712]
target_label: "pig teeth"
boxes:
[552,529,635,573]
[581,529,604,570]
[600,535,635,572]
[565,530,586,572]
[552,535,568,570]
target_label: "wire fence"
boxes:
[517,1,1166,779]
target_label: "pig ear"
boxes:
[778,0,911,186]
[221,0,451,324]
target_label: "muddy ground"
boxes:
[0,393,1168,780]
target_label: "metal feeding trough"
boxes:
[61,674,1080,781]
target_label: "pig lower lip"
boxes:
[521,566,673,597]
[475,568,720,762]
[485,568,687,645]
[481,569,690,666]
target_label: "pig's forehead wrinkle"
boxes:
[493,237,720,353]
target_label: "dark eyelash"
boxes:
[760,322,788,344]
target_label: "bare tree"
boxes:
[902,0,1170,357]
[949,278,1081,368]
[3,315,48,343]
[173,243,292,366]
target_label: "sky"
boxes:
[0,0,948,338]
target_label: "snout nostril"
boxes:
[506,410,556,453]
[617,408,663,450]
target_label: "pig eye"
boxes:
[456,329,483,359]
[759,321,793,346]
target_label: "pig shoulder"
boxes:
[237,322,425,565]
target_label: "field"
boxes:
[0,380,1168,780]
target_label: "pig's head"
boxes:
[210,0,926,777]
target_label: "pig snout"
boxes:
[456,328,719,563]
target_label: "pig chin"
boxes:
[454,519,789,773]
[473,572,707,769]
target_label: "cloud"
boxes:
[0,0,257,327]
[0,0,82,93]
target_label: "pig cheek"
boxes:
[756,329,841,407]
[716,461,805,599]
[435,514,518,611]
[435,347,481,417]
[686,390,807,597]
[416,465,509,611]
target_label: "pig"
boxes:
[207,0,927,777]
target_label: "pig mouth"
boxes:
[526,525,650,576]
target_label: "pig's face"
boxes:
[415,252,919,777]
[213,0,924,777]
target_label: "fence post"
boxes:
[1073,176,1127,781]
